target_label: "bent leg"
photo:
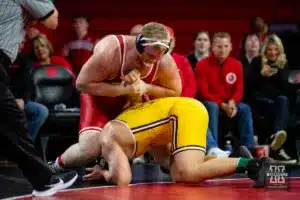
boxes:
[53,93,110,170]
[171,150,239,182]
[59,131,102,168]
[99,121,133,185]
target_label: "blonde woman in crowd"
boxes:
[247,34,296,164]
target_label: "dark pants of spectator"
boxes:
[204,101,255,149]
[255,95,289,133]
[25,101,49,142]
[0,50,52,190]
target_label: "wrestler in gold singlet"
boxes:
[115,97,208,158]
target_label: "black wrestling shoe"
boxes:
[246,157,275,188]
[32,171,78,197]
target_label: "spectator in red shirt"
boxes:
[167,26,197,98]
[30,34,75,78]
[168,27,230,157]
[130,24,143,36]
[62,15,98,75]
[196,32,255,152]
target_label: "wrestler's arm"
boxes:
[76,35,133,97]
[145,54,182,97]
[100,139,132,186]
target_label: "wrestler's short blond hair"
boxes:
[141,22,170,42]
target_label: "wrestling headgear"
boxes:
[135,34,170,55]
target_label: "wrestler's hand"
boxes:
[83,165,105,181]
[131,79,149,96]
[121,69,141,86]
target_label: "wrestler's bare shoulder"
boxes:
[93,35,119,54]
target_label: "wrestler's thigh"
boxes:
[78,131,101,157]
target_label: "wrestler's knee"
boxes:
[171,150,205,183]
[78,131,101,159]
[171,164,203,183]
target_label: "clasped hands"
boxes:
[122,69,148,96]
[121,70,149,109]
[221,100,237,118]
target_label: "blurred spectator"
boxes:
[250,17,269,44]
[130,24,143,36]
[187,31,211,69]
[62,15,97,75]
[167,26,229,157]
[240,34,260,100]
[9,32,49,142]
[196,32,255,152]
[246,34,296,163]
[240,34,260,68]
[30,34,75,78]
[167,26,197,98]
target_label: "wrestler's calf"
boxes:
[61,131,101,167]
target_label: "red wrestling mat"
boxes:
[14,178,300,200]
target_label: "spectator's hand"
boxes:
[227,100,237,118]
[83,165,105,181]
[261,64,278,77]
[221,102,237,118]
[16,99,25,110]
[221,102,230,114]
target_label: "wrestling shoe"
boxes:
[246,157,275,188]
[32,171,78,197]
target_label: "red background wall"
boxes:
[45,0,299,57]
